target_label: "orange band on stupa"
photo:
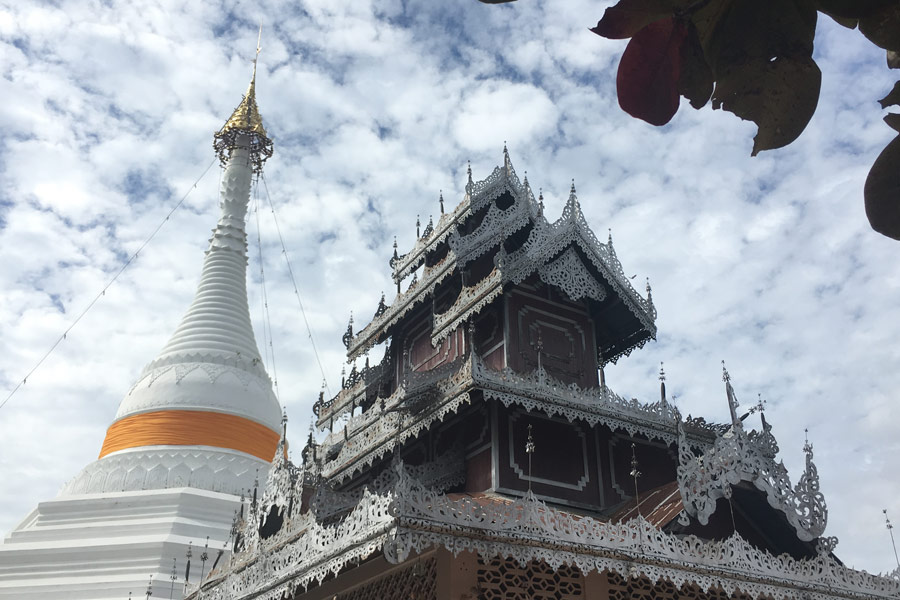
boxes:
[99,410,280,462]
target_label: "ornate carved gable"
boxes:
[345,150,656,366]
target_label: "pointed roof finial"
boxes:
[537,187,544,217]
[646,277,653,304]
[213,24,273,172]
[564,179,579,218]
[392,236,398,259]
[342,312,354,349]
[416,215,420,238]
[722,360,740,426]
[281,406,288,438]
[659,362,667,403]
[467,160,473,188]
[439,190,444,214]
[375,291,388,317]
[755,392,766,414]
[884,509,900,569]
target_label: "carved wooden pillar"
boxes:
[436,548,479,600]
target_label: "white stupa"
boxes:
[0,59,282,599]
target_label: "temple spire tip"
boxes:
[213,25,273,173]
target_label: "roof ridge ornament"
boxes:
[722,360,740,427]
[213,24,274,173]
[607,228,617,258]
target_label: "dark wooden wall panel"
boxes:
[465,448,492,494]
[505,286,598,388]
[496,406,603,508]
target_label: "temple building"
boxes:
[2,49,900,600]
[0,63,282,599]
[185,149,900,599]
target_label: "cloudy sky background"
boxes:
[1,0,899,575]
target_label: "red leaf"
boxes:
[616,17,687,126]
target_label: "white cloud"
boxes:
[453,81,559,152]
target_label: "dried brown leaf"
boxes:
[865,134,900,239]
[879,80,900,108]
[592,0,684,39]
[889,50,900,68]
[712,55,821,155]
[814,0,891,19]
[704,0,817,76]
[884,113,900,132]
[859,4,900,51]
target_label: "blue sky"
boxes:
[1,0,899,574]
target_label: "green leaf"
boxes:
[865,134,900,240]
[690,0,733,65]
[712,55,822,156]
[678,19,714,109]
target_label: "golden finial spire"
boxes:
[213,23,273,173]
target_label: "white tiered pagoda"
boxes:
[0,63,281,599]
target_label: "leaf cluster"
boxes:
[594,0,900,239]
[478,0,900,240]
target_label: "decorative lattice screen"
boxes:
[338,557,437,600]
[477,556,584,600]
[607,571,759,600]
